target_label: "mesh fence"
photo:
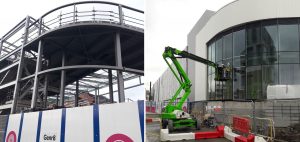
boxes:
[146,101,188,114]
[0,115,8,142]
[147,99,300,141]
[189,100,300,141]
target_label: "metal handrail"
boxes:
[0,1,143,60]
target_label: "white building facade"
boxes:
[153,0,300,102]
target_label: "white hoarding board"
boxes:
[5,113,22,142]
[99,102,142,141]
[20,112,39,142]
[65,105,93,142]
[39,109,62,142]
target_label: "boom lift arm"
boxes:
[161,46,231,131]
[163,46,230,114]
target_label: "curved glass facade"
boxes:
[207,18,300,100]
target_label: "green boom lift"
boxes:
[161,46,231,131]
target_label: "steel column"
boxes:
[0,39,3,56]
[139,76,142,84]
[73,4,76,23]
[94,89,98,104]
[108,69,114,103]
[115,32,125,102]
[31,40,43,109]
[43,75,48,108]
[59,51,66,107]
[117,72,125,102]
[11,16,30,114]
[75,80,79,107]
[56,94,59,106]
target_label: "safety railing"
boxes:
[0,1,144,61]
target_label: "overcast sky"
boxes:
[145,0,235,89]
[0,0,144,36]
[0,0,238,99]
[0,0,144,102]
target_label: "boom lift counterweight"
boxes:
[161,46,231,131]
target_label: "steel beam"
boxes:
[115,32,125,102]
[59,51,66,107]
[11,16,30,114]
[37,65,143,76]
[108,69,114,103]
[99,83,143,96]
[31,40,43,109]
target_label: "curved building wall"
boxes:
[207,18,300,100]
[195,0,300,101]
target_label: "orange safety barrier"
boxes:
[233,116,250,134]
[194,125,224,140]
[235,134,255,142]
[146,118,153,123]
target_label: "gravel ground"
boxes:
[146,122,231,142]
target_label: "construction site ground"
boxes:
[146,121,230,142]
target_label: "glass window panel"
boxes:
[262,65,278,99]
[279,64,300,85]
[215,81,223,100]
[208,75,216,100]
[279,52,299,64]
[233,29,246,56]
[223,58,232,68]
[247,54,262,66]
[262,52,278,65]
[233,56,246,67]
[262,20,278,52]
[223,33,233,59]
[247,23,262,66]
[212,42,216,62]
[247,23,262,55]
[216,38,223,62]
[208,44,212,61]
[279,19,299,51]
[208,44,212,74]
[233,66,246,100]
[208,74,211,99]
[223,59,233,100]
[247,66,262,100]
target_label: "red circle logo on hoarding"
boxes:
[107,133,133,142]
[6,131,16,142]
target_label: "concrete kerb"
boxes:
[160,125,267,142]
[224,126,267,142]
[160,125,224,141]
[161,129,194,141]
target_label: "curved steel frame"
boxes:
[0,1,144,114]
